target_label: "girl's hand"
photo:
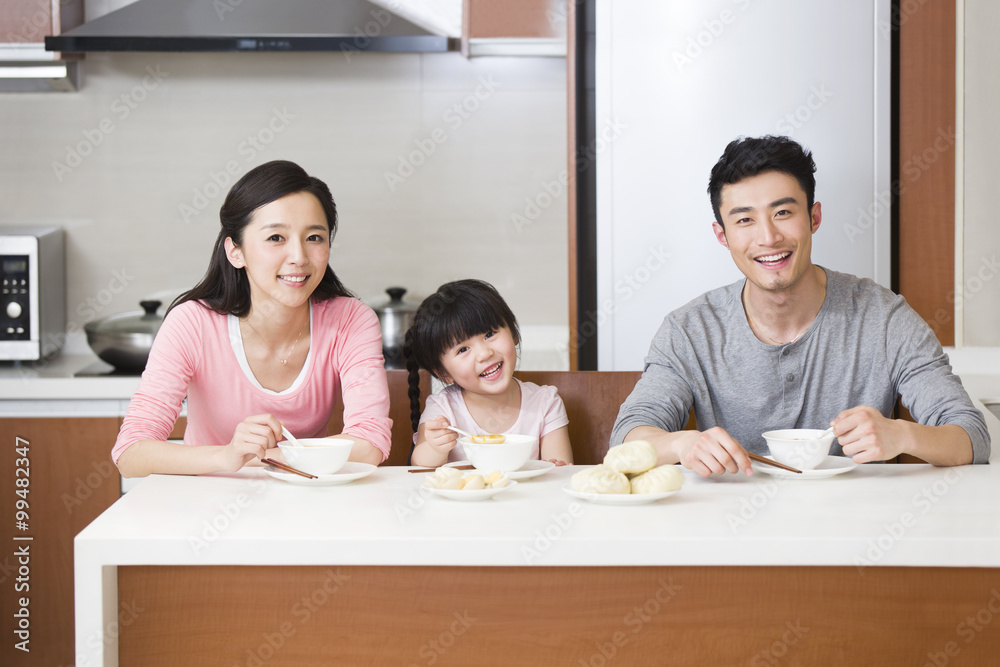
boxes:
[545,458,568,467]
[422,416,459,455]
[216,413,283,471]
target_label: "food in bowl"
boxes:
[469,433,506,444]
[761,429,834,470]
[276,438,352,475]
[424,467,509,490]
[459,434,536,472]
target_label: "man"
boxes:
[609,135,989,476]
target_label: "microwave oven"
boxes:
[0,226,65,360]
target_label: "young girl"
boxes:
[112,160,391,476]
[404,279,573,468]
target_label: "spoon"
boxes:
[281,424,303,447]
[446,425,473,439]
[816,426,835,440]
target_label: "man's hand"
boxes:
[626,426,753,477]
[831,405,905,463]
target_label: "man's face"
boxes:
[712,170,821,294]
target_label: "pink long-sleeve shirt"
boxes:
[113,297,392,464]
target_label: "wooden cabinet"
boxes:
[0,417,121,667]
[461,0,566,56]
[0,0,83,49]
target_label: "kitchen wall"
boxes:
[0,50,570,366]
[962,0,1000,346]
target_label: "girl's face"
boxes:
[224,191,331,314]
[438,326,517,396]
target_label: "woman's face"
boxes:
[225,191,331,314]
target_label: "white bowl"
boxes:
[277,438,352,475]
[459,434,536,473]
[761,429,834,471]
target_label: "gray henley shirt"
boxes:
[610,268,990,464]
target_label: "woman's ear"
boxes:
[224,237,244,268]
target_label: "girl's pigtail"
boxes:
[403,327,422,434]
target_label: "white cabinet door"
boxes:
[595,0,891,369]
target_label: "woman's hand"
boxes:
[216,413,283,471]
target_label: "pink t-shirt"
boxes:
[417,379,569,462]
[113,297,392,463]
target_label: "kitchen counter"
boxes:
[76,456,1000,665]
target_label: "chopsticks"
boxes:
[262,457,317,479]
[408,464,476,474]
[747,452,802,474]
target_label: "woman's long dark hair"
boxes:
[404,279,520,433]
[168,160,353,316]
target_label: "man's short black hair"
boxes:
[708,135,817,228]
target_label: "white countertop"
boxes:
[76,461,1000,568]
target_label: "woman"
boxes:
[113,160,391,477]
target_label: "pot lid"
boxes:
[84,300,164,335]
[370,287,422,315]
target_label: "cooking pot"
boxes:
[84,300,164,372]
[370,287,421,370]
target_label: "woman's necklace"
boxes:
[242,318,306,366]
[742,292,811,346]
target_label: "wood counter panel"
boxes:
[118,565,1000,666]
[0,417,120,667]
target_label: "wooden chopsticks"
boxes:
[262,457,317,479]
[408,464,476,474]
[747,452,802,474]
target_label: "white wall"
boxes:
[962,0,1000,346]
[0,51,569,362]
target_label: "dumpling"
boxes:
[603,440,657,474]
[571,465,630,494]
[629,464,684,494]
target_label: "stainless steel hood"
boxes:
[45,0,453,53]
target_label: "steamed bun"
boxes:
[571,465,630,494]
[629,465,684,494]
[603,440,657,474]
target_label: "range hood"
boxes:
[45,0,453,53]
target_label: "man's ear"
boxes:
[712,221,729,248]
[810,202,822,233]
[224,237,244,268]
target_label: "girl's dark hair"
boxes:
[707,135,817,228]
[168,160,353,316]
[403,279,521,433]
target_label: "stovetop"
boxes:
[73,361,143,377]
